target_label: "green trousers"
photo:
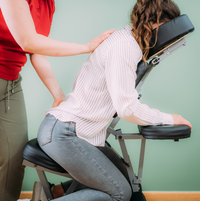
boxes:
[0,75,28,201]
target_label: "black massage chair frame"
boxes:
[22,15,194,201]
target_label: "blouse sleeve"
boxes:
[105,40,173,126]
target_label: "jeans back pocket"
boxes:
[37,114,58,146]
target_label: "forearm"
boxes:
[121,98,173,125]
[30,54,65,106]
[0,0,87,56]
[24,34,88,56]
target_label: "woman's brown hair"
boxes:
[131,0,181,62]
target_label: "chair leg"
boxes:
[65,180,79,195]
[119,139,140,192]
[36,169,54,200]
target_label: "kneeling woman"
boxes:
[38,0,192,200]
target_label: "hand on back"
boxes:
[85,29,115,53]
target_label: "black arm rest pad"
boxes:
[22,138,67,173]
[138,125,191,140]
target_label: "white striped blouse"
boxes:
[47,25,173,146]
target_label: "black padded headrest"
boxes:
[147,14,194,59]
[135,15,194,86]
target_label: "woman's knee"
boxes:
[112,180,132,201]
[121,182,132,201]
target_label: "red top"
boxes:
[0,0,55,80]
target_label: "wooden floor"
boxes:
[19,191,32,199]
[144,192,200,201]
[20,191,200,201]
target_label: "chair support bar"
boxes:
[151,38,186,65]
[36,169,53,200]
[118,137,140,192]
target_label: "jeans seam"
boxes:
[70,138,124,200]
[67,122,70,135]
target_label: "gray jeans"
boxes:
[37,114,132,201]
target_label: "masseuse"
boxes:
[0,1,114,201]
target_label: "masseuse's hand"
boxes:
[85,29,115,53]
[170,114,192,129]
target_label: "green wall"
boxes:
[21,0,200,191]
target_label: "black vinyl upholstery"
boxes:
[138,125,191,140]
[135,61,151,86]
[147,14,194,59]
[135,15,194,87]
[22,138,67,173]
